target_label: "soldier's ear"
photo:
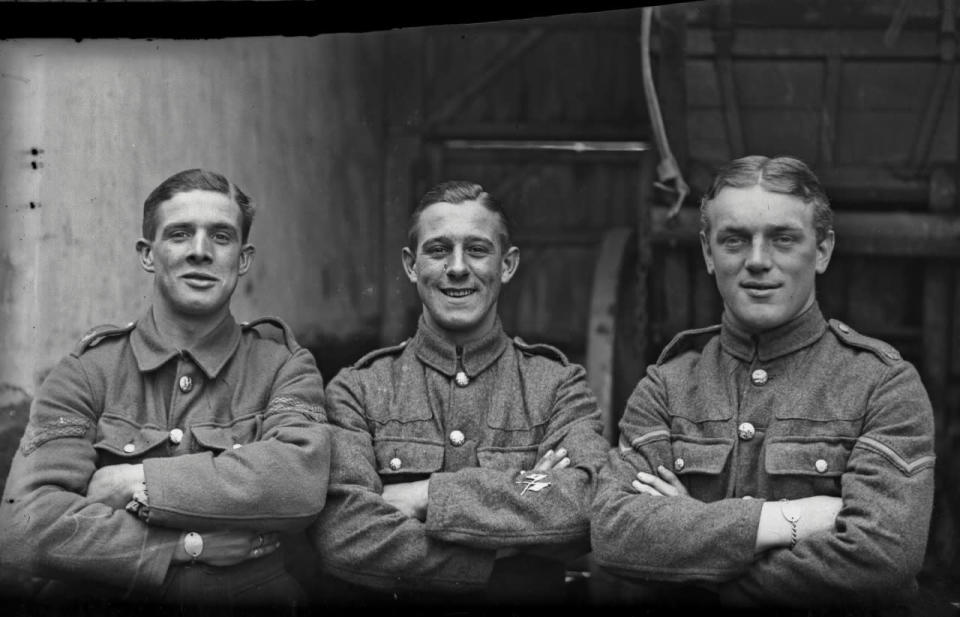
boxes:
[699,231,715,275]
[136,239,155,273]
[402,247,418,283]
[815,229,835,274]
[238,244,256,276]
[500,246,519,284]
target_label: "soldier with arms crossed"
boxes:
[592,156,935,610]
[0,169,330,606]
[310,180,609,604]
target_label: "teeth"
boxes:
[443,289,474,297]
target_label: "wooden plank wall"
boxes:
[387,12,652,369]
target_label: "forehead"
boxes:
[155,189,241,230]
[706,185,814,232]
[416,200,503,244]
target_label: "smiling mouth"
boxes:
[741,282,780,291]
[442,288,476,298]
[182,273,219,287]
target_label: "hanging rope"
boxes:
[641,6,689,219]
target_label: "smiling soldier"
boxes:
[0,169,330,607]
[591,156,935,610]
[309,180,609,605]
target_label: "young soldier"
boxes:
[310,180,609,604]
[0,169,330,606]
[591,156,935,609]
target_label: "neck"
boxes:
[151,300,230,349]
[422,311,497,348]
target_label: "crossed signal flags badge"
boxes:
[516,472,551,495]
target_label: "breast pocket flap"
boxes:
[765,439,851,477]
[373,439,444,475]
[673,438,734,475]
[94,414,168,458]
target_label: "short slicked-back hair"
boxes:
[407,180,512,251]
[700,155,833,243]
[142,169,255,242]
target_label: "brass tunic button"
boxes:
[123,442,136,453]
[751,369,768,386]
[815,458,829,473]
[449,430,465,447]
[738,422,756,441]
[389,457,402,471]
[169,428,183,445]
[232,443,243,450]
[742,495,754,500]
[455,371,470,387]
[673,457,685,471]
[178,375,193,393]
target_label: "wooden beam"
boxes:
[585,227,634,444]
[686,28,942,59]
[651,206,960,258]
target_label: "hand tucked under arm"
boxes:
[382,479,430,521]
[632,464,689,497]
[86,463,145,510]
[529,448,571,473]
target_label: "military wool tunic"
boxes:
[0,308,331,604]
[591,304,935,607]
[310,317,609,596]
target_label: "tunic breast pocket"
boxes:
[764,437,853,498]
[94,413,169,465]
[373,438,444,479]
[191,414,263,453]
[671,436,734,502]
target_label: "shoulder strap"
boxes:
[657,324,721,366]
[353,340,408,368]
[241,316,301,352]
[828,319,901,365]
[72,322,135,357]
[512,337,569,366]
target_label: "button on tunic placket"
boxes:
[172,357,200,449]
[732,358,773,499]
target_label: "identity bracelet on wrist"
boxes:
[779,499,800,550]
[184,532,203,563]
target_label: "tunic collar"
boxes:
[130,306,242,379]
[720,302,827,363]
[411,315,510,377]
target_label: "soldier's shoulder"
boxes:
[828,319,902,365]
[240,316,301,353]
[351,339,409,369]
[656,324,721,366]
[71,321,136,357]
[512,337,569,366]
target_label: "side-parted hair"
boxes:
[142,169,255,242]
[407,180,512,251]
[700,155,833,243]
